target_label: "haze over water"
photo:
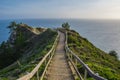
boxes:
[0,19,120,59]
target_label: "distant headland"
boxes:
[0,22,119,80]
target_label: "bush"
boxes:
[62,22,70,30]
[109,50,118,59]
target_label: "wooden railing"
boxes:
[17,30,107,80]
[65,32,107,80]
[17,33,59,80]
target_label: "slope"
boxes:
[67,30,120,80]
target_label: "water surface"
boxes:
[0,19,120,58]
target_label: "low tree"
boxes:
[109,50,118,59]
[7,21,17,33]
[62,22,70,30]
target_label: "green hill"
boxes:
[0,23,57,80]
[0,22,120,80]
[67,29,120,80]
[0,23,45,70]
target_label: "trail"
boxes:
[46,32,74,80]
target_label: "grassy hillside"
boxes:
[0,24,57,79]
[0,23,45,70]
[67,30,120,80]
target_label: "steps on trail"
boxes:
[46,73,73,80]
[45,32,74,80]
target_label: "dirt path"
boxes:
[46,32,74,80]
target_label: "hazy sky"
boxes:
[0,0,120,19]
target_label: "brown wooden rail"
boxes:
[65,31,107,80]
[17,33,59,80]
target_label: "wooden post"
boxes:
[17,60,21,66]
[75,59,77,65]
[49,53,51,59]
[67,52,70,59]
[45,59,47,65]
[84,69,87,80]
[71,53,73,61]
[52,49,55,56]
[37,71,39,80]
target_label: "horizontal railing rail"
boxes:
[17,33,59,80]
[65,31,107,80]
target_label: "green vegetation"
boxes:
[67,29,120,80]
[109,50,118,59]
[0,41,16,69]
[0,22,28,69]
[0,22,57,80]
[7,21,17,33]
[62,22,70,30]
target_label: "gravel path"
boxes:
[46,32,74,80]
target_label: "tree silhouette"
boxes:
[109,50,118,59]
[7,21,17,33]
[62,22,70,30]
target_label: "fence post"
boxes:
[49,53,51,59]
[45,59,47,65]
[37,71,39,80]
[71,53,73,61]
[75,59,77,65]
[84,69,87,80]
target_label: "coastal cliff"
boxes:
[0,22,120,80]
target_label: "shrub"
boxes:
[109,50,118,59]
[62,22,70,30]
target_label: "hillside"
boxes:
[1,22,120,80]
[67,30,120,80]
[0,23,45,69]
[0,23,57,80]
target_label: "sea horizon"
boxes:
[1,18,120,20]
[0,19,120,59]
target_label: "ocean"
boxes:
[0,19,120,58]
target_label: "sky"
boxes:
[0,0,120,19]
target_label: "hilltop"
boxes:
[8,23,45,44]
